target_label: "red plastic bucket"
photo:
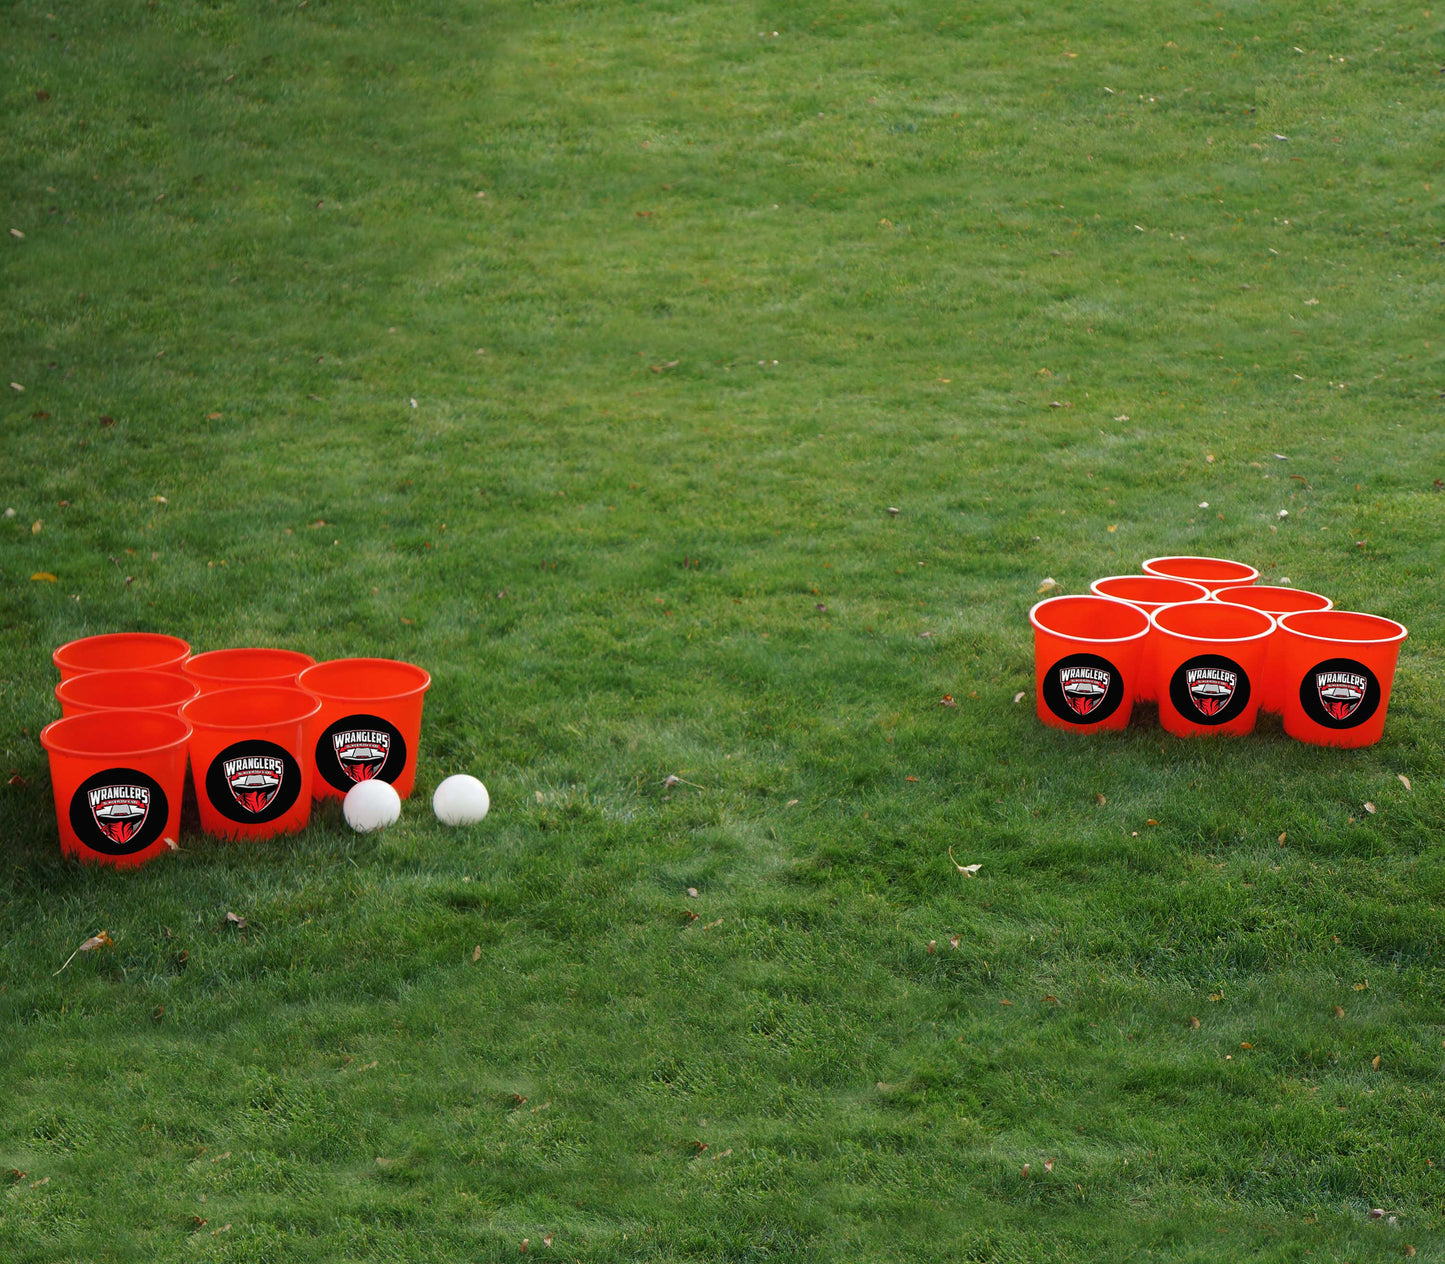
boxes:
[39,711,191,867]
[1150,602,1274,737]
[1212,586,1334,715]
[296,658,431,799]
[1088,576,1211,703]
[183,648,317,694]
[179,687,322,839]
[56,669,200,719]
[53,632,191,682]
[1029,596,1150,732]
[1141,556,1260,594]
[1276,610,1407,748]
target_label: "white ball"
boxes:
[343,779,401,833]
[432,774,490,826]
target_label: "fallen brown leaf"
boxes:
[225,911,247,929]
[1332,1006,1345,1018]
[1044,1158,1055,1173]
[1363,801,1376,814]
[471,945,482,962]
[1021,1162,1031,1176]
[947,848,981,876]
[1372,1055,1381,1070]
[999,999,1013,1006]
[53,930,113,974]
[939,694,957,707]
[1188,1016,1201,1028]
[7,772,27,787]
[1240,1042,1253,1050]
[926,940,936,954]
[1094,793,1106,806]
[1042,994,1059,1004]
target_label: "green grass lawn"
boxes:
[3,0,1444,1258]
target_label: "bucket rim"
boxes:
[1141,555,1261,583]
[180,685,322,730]
[1276,609,1408,646]
[297,657,432,702]
[1209,584,1333,612]
[40,711,193,759]
[56,669,201,710]
[1150,600,1276,643]
[1089,574,1212,604]
[1028,594,1151,644]
[183,647,317,681]
[52,631,191,672]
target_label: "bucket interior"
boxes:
[1154,601,1273,641]
[42,710,191,758]
[300,658,430,701]
[182,686,321,730]
[1032,596,1149,640]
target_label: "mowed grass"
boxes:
[2,0,1444,1258]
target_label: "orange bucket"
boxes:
[296,658,431,799]
[179,687,322,839]
[1212,585,1333,715]
[39,710,191,867]
[1029,596,1150,732]
[1276,610,1407,748]
[1088,575,1211,703]
[56,669,200,718]
[183,648,317,694]
[1150,602,1274,737]
[53,632,191,682]
[1141,555,1259,594]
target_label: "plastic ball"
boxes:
[343,779,401,833]
[432,774,490,826]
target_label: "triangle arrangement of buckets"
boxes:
[39,636,430,868]
[1029,555,1408,746]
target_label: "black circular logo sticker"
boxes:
[68,767,169,856]
[1168,653,1251,726]
[1042,653,1125,725]
[1299,656,1381,729]
[315,713,407,793]
[204,739,303,823]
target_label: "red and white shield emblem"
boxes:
[224,755,285,814]
[333,729,390,783]
[1059,665,1110,717]
[1186,666,1237,717]
[88,784,151,845]
[1316,671,1365,721]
